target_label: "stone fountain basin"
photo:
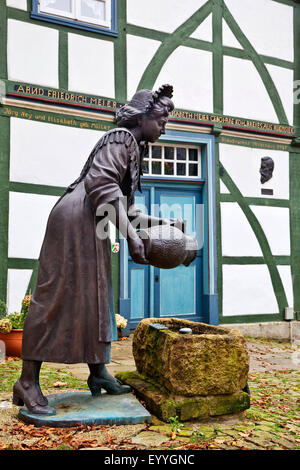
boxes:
[132,318,249,397]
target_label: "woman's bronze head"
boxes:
[116,84,174,131]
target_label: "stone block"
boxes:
[208,392,250,416]
[116,371,250,423]
[133,318,249,396]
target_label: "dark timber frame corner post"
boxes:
[0,116,10,303]
[291,2,300,317]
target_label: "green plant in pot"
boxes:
[0,294,31,357]
[115,313,128,339]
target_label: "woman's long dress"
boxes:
[21,128,140,364]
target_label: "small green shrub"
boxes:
[5,294,31,329]
[0,300,7,319]
[7,312,26,329]
[21,294,31,315]
[168,416,184,434]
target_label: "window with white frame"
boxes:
[143,143,201,178]
[32,0,116,35]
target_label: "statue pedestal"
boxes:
[18,391,151,428]
[116,371,250,422]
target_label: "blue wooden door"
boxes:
[127,185,203,328]
[154,187,203,322]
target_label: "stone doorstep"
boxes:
[116,371,250,423]
[221,321,300,342]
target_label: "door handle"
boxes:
[155,275,159,283]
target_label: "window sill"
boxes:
[30,12,118,37]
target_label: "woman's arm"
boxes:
[111,199,149,265]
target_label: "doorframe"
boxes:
[119,130,218,328]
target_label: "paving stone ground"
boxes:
[0,335,299,450]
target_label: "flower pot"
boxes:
[0,329,23,357]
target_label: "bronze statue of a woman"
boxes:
[13,85,175,415]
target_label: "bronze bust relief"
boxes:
[260,156,274,184]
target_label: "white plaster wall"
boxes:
[224,0,294,62]
[190,14,212,42]
[10,118,103,187]
[266,64,294,126]
[68,33,114,98]
[7,270,32,315]
[221,202,262,256]
[7,20,59,88]
[154,47,213,113]
[278,266,294,309]
[250,206,290,256]
[224,56,278,123]
[222,265,278,316]
[219,144,289,200]
[6,0,27,10]
[222,19,242,49]
[8,192,59,259]
[127,35,161,100]
[127,0,208,33]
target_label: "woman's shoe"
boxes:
[87,374,131,397]
[12,380,56,415]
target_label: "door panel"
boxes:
[159,194,196,236]
[130,268,145,319]
[159,264,196,316]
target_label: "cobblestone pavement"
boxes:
[0,336,299,450]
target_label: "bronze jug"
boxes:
[138,225,198,269]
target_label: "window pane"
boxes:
[165,146,174,160]
[164,162,174,175]
[177,148,186,160]
[142,160,149,174]
[189,164,198,177]
[189,148,198,161]
[177,163,186,176]
[80,0,105,20]
[152,161,162,175]
[41,0,73,13]
[152,145,162,159]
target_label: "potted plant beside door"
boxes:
[115,314,128,340]
[0,294,31,357]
